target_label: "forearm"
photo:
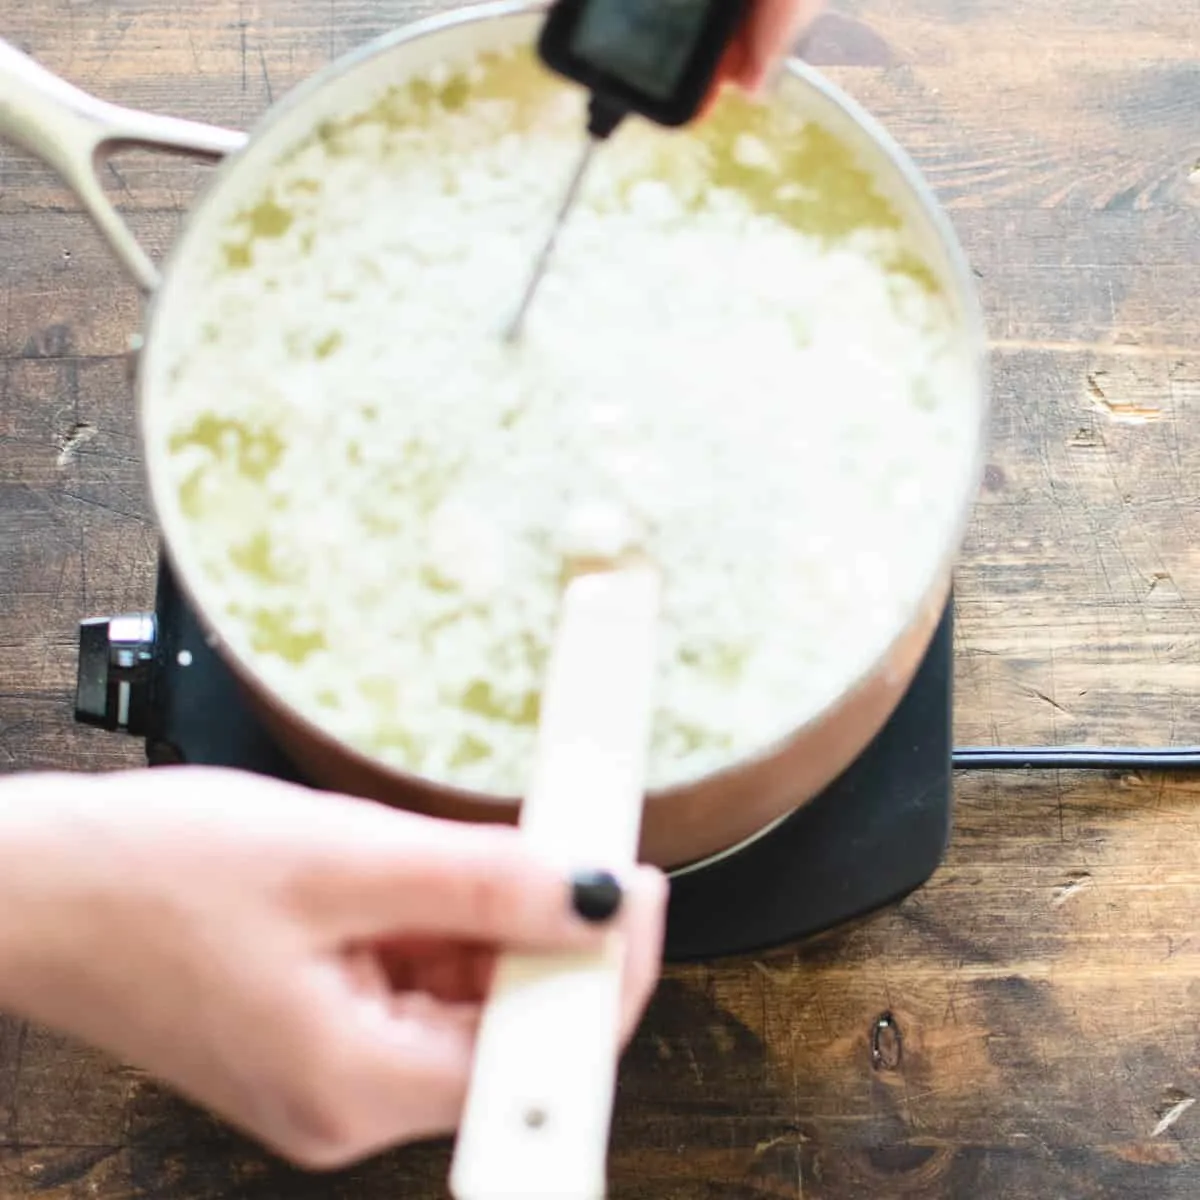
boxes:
[0,774,42,1013]
[0,770,98,1019]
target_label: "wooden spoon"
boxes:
[449,551,660,1200]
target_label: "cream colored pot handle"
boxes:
[0,38,247,293]
[450,565,661,1200]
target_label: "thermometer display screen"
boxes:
[569,0,712,100]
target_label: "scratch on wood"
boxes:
[56,422,96,465]
[258,44,274,104]
[106,161,134,203]
[1152,1097,1194,1138]
[751,959,790,985]
[1092,398,1164,424]
[749,1132,806,1196]
[24,1144,122,1189]
[989,337,1197,358]
[1051,871,1092,907]
[753,1134,792,1158]
[91,14,135,79]
[1086,370,1164,423]
[1028,687,1071,716]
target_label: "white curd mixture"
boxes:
[150,44,980,794]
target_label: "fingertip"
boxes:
[570,867,624,923]
[568,862,668,927]
[647,861,670,891]
[729,51,769,96]
[632,862,670,913]
[734,0,824,96]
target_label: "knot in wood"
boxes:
[871,1011,903,1071]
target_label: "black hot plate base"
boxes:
[82,559,954,962]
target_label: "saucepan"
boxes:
[0,1,988,870]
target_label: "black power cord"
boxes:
[953,746,1200,771]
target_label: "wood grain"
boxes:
[3,0,1200,1195]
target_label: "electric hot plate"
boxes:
[75,556,953,961]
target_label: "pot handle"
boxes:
[0,38,248,293]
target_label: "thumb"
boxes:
[311,808,641,950]
[736,0,825,93]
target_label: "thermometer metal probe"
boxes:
[503,100,620,342]
[504,0,749,341]
[503,139,597,343]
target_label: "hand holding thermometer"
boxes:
[504,0,749,341]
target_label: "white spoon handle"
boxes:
[449,565,660,1200]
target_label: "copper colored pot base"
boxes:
[250,579,949,871]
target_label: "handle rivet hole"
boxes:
[523,1106,547,1130]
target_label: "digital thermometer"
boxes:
[504,0,749,339]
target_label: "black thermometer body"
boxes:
[538,0,750,135]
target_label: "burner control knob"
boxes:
[75,613,157,736]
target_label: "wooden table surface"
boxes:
[2,0,1200,1195]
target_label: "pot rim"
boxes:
[135,0,991,812]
